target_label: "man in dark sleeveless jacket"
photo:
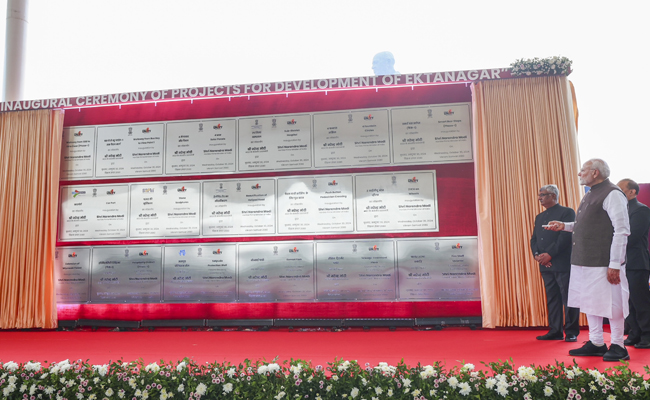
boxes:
[530,184,580,341]
[546,159,631,361]
[617,179,650,349]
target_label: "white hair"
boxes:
[585,158,610,179]
[540,184,559,199]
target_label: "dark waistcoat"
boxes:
[571,179,622,267]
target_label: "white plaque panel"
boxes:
[60,127,95,179]
[316,241,396,301]
[90,246,162,303]
[202,179,276,236]
[355,171,438,232]
[163,245,237,302]
[277,175,354,234]
[392,104,472,164]
[96,123,164,177]
[59,184,129,240]
[130,182,201,238]
[54,247,91,303]
[313,109,390,168]
[397,238,480,300]
[239,115,312,171]
[238,242,315,302]
[165,119,236,174]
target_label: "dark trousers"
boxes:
[626,269,650,341]
[541,270,580,337]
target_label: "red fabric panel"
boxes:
[57,301,481,321]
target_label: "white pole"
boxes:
[3,0,29,102]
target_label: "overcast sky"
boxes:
[2,0,648,182]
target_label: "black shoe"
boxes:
[565,335,578,342]
[569,341,608,356]
[634,340,650,349]
[624,336,640,346]
[537,333,564,341]
[603,344,630,361]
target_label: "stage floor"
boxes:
[1,327,647,373]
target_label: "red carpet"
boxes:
[1,327,647,373]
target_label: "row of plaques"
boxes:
[61,103,472,180]
[55,237,479,304]
[59,171,438,240]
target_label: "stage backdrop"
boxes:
[1,68,589,328]
[54,81,484,321]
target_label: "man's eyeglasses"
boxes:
[538,193,553,198]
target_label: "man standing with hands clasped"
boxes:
[531,184,580,342]
[545,158,631,361]
[616,179,650,349]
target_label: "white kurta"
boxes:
[564,189,630,319]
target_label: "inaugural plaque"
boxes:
[202,179,276,236]
[396,238,479,301]
[238,242,315,302]
[313,109,390,168]
[59,185,129,240]
[163,245,237,302]
[60,126,95,179]
[392,104,472,164]
[277,175,354,234]
[130,182,201,238]
[90,246,162,303]
[165,119,236,174]
[96,123,164,177]
[239,115,312,171]
[54,247,91,303]
[355,171,438,232]
[316,241,396,301]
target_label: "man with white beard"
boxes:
[545,158,631,361]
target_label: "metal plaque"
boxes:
[277,175,354,234]
[313,109,390,168]
[165,119,236,174]
[238,242,315,302]
[163,244,237,302]
[90,246,162,303]
[130,182,201,237]
[396,238,480,301]
[60,126,95,179]
[355,171,438,232]
[202,179,276,236]
[316,241,396,301]
[238,115,312,171]
[95,123,164,177]
[54,247,91,303]
[392,104,472,164]
[59,184,129,240]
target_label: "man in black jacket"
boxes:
[530,184,580,341]
[617,179,650,349]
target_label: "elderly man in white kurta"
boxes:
[546,158,631,362]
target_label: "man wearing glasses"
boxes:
[546,159,631,361]
[531,184,580,342]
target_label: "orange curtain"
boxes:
[0,109,64,329]
[472,76,582,328]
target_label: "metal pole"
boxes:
[3,0,29,102]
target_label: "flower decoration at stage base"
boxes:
[0,357,648,399]
[510,56,573,77]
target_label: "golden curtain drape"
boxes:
[0,109,64,329]
[472,76,582,328]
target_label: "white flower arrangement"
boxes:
[510,56,573,76]
[0,357,648,399]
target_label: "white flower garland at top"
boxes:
[510,56,572,76]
